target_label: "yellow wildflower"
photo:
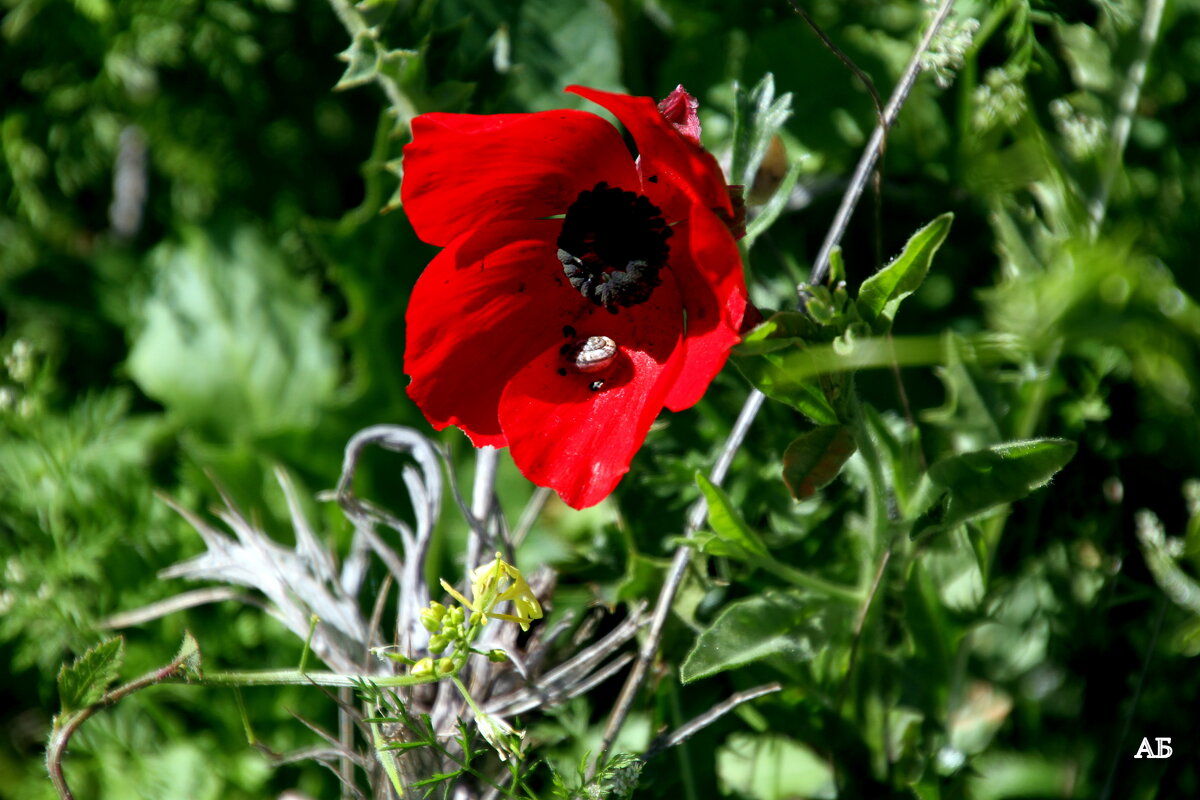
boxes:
[440,554,543,632]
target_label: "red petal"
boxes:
[566,85,731,223]
[662,205,750,411]
[402,111,639,247]
[498,274,686,509]
[405,220,588,446]
[657,85,701,145]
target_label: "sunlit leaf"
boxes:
[928,439,1077,527]
[175,630,203,681]
[681,590,838,683]
[57,637,123,714]
[696,473,769,559]
[730,73,794,190]
[717,733,835,800]
[127,226,339,441]
[335,31,382,90]
[857,213,954,329]
[733,346,842,425]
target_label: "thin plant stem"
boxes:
[592,389,765,775]
[809,0,957,286]
[642,682,782,760]
[592,1,958,776]
[47,647,199,800]
[1088,0,1166,238]
[787,1,885,123]
[1098,597,1167,800]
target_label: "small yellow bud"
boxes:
[428,634,449,654]
[436,657,455,675]
[410,658,434,678]
[420,602,447,633]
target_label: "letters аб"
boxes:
[1134,737,1172,759]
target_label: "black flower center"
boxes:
[556,182,671,312]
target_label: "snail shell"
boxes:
[573,335,617,373]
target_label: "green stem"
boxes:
[47,650,197,800]
[851,393,891,565]
[756,558,863,604]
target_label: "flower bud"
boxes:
[428,634,449,654]
[410,658,434,678]
[420,602,447,633]
[436,657,455,675]
[487,649,508,663]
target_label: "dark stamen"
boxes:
[556,182,671,311]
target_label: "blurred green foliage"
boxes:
[3,0,1200,798]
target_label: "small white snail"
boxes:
[573,335,617,373]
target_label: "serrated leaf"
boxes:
[857,213,954,329]
[696,473,768,560]
[717,734,836,800]
[175,630,203,680]
[928,439,1077,527]
[782,425,856,500]
[381,156,404,213]
[57,637,124,714]
[335,31,381,90]
[681,591,836,683]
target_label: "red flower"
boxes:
[401,85,750,509]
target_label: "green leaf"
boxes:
[928,439,1077,527]
[857,213,954,329]
[782,425,856,500]
[696,473,768,559]
[127,226,339,441]
[57,637,124,714]
[510,0,624,111]
[716,734,835,800]
[733,346,842,425]
[730,73,794,190]
[175,630,203,680]
[734,311,821,356]
[335,31,382,91]
[681,590,837,683]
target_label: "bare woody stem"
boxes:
[591,0,959,777]
[809,0,957,287]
